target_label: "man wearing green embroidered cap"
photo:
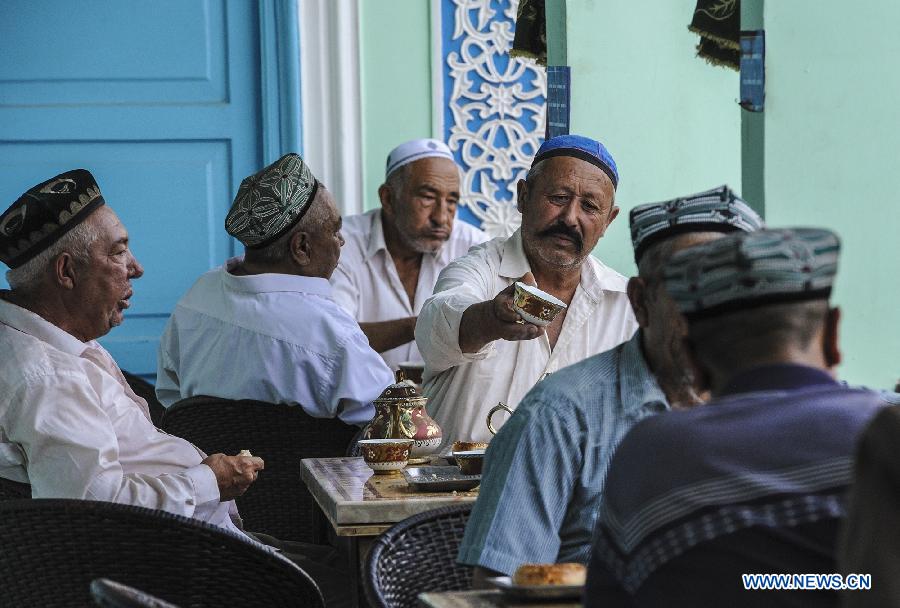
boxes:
[156,153,394,423]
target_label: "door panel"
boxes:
[0,0,262,378]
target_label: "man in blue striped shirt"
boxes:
[458,187,763,583]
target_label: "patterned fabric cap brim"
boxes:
[385,138,454,179]
[531,134,619,189]
[630,185,764,263]
[0,169,106,269]
[225,153,319,249]
[663,227,840,321]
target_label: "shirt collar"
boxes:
[0,293,90,356]
[620,330,669,414]
[365,208,388,261]
[222,258,333,298]
[718,363,839,398]
[498,229,628,303]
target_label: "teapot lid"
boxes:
[374,380,425,402]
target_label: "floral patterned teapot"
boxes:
[364,379,442,460]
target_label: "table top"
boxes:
[418,590,580,608]
[300,457,478,536]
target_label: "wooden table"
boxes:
[419,590,580,608]
[300,456,478,537]
[300,457,479,606]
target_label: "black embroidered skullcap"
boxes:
[0,169,106,269]
[663,227,840,321]
[225,153,319,248]
[629,185,764,264]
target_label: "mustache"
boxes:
[537,223,584,252]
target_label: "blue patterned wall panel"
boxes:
[439,0,546,237]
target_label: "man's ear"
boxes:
[606,205,620,227]
[54,253,77,290]
[515,179,528,214]
[823,306,842,369]
[626,277,650,328]
[290,230,311,267]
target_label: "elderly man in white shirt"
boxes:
[0,169,261,531]
[331,138,487,371]
[416,135,639,445]
[157,154,394,424]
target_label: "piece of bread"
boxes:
[512,563,586,586]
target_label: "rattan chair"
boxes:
[0,499,322,607]
[364,504,474,608]
[122,371,167,427]
[160,396,358,542]
[0,476,30,501]
[91,578,179,608]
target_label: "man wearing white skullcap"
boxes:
[330,138,487,371]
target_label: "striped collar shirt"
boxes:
[457,331,667,575]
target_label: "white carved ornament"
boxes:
[444,0,546,238]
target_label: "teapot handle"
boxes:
[486,402,514,435]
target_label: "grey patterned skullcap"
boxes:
[225,153,319,248]
[663,227,840,321]
[630,185,764,263]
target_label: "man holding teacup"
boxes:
[416,134,638,446]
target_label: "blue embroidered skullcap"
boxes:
[0,169,106,269]
[663,228,840,321]
[532,134,619,189]
[225,153,319,249]
[629,185,764,263]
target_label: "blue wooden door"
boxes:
[0,0,266,378]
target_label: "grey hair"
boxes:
[385,164,411,201]
[6,220,101,292]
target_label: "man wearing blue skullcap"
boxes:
[587,228,889,607]
[416,134,638,448]
[457,186,764,584]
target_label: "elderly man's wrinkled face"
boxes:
[74,206,144,341]
[517,156,618,270]
[384,157,460,254]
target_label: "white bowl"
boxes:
[512,282,567,326]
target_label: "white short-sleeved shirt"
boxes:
[330,209,488,370]
[415,229,639,445]
[156,259,394,425]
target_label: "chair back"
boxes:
[121,371,166,427]
[160,396,358,542]
[91,578,179,608]
[0,499,323,607]
[0,476,30,501]
[364,504,474,608]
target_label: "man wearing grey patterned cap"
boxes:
[588,227,888,608]
[156,153,393,424]
[459,186,762,585]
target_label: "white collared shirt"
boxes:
[0,296,246,537]
[415,229,638,445]
[156,258,394,425]
[330,209,488,370]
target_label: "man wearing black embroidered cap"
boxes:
[0,169,263,529]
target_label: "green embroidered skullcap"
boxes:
[629,185,764,264]
[225,153,319,248]
[663,227,840,321]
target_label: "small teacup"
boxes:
[455,450,486,475]
[452,440,489,454]
[358,438,413,474]
[513,282,567,326]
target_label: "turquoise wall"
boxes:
[564,0,742,276]
[757,1,900,388]
[358,0,434,210]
